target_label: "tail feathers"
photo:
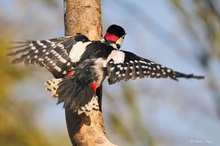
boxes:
[174,71,205,80]
[57,76,99,116]
[44,79,62,97]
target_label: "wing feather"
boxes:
[107,50,204,84]
[7,34,89,78]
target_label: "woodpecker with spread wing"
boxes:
[8,24,125,78]
[44,36,204,115]
[7,24,126,115]
[8,24,204,116]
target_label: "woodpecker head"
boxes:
[103,24,126,49]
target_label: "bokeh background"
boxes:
[1,0,220,146]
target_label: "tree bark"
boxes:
[64,0,116,145]
[64,0,102,39]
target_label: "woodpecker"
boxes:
[8,24,204,116]
[7,24,126,115]
[7,24,126,78]
[45,45,204,115]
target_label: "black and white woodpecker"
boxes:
[8,24,204,116]
[7,24,126,114]
[8,24,126,78]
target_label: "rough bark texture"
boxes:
[64,0,102,40]
[64,0,116,145]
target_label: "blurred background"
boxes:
[0,0,220,146]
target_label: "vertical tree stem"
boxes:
[64,0,116,145]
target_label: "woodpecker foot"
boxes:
[44,78,62,98]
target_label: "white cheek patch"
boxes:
[69,41,91,62]
[116,36,124,46]
[107,50,125,64]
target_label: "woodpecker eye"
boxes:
[116,44,121,49]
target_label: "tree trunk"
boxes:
[64,0,116,145]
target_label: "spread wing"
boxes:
[107,51,204,84]
[7,34,89,78]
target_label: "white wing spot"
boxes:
[143,66,148,69]
[60,58,67,63]
[51,42,56,47]
[31,46,36,50]
[38,58,43,61]
[67,62,71,66]
[54,66,61,72]
[57,44,64,48]
[139,60,146,64]
[115,71,120,75]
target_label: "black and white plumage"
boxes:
[8,24,126,115]
[56,59,105,115]
[8,24,204,116]
[106,51,204,84]
[7,24,126,79]
[45,45,204,115]
[7,34,89,78]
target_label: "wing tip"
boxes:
[175,72,205,80]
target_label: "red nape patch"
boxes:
[66,70,75,76]
[104,32,119,42]
[90,82,98,93]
